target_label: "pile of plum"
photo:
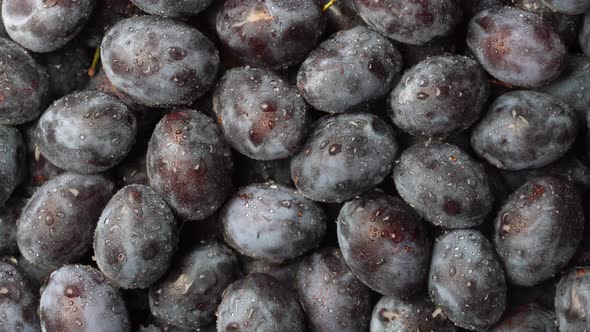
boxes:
[2,0,590,331]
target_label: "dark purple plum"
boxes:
[17,173,115,269]
[494,176,584,286]
[511,0,581,49]
[337,191,431,297]
[545,0,590,14]
[297,26,402,114]
[149,242,241,330]
[2,0,95,52]
[295,247,372,332]
[370,294,456,332]
[216,273,305,332]
[555,267,590,330]
[241,256,300,290]
[221,182,326,262]
[471,91,578,170]
[540,55,590,121]
[582,13,590,57]
[146,110,233,221]
[37,42,91,99]
[501,152,590,191]
[325,0,365,33]
[0,125,25,206]
[101,16,219,107]
[488,302,556,331]
[0,38,48,125]
[36,90,137,174]
[94,185,178,289]
[130,0,213,17]
[236,156,293,187]
[467,7,567,87]
[39,265,130,331]
[21,122,64,196]
[0,195,26,256]
[429,229,507,330]
[352,0,462,45]
[0,259,40,332]
[213,67,308,160]
[216,0,325,69]
[389,55,489,137]
[291,113,398,203]
[394,142,494,229]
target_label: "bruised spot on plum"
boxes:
[528,184,545,203]
[443,199,462,215]
[64,285,81,298]
[577,268,587,277]
[168,47,187,61]
[415,10,434,26]
[368,55,388,81]
[475,15,494,32]
[329,143,342,155]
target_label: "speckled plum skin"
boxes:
[221,182,326,262]
[389,55,489,138]
[580,12,590,58]
[0,259,40,332]
[394,142,493,229]
[36,90,137,174]
[337,192,431,297]
[0,125,25,206]
[429,230,507,331]
[101,16,219,107]
[370,295,457,332]
[467,7,567,87]
[352,0,462,45]
[2,0,95,53]
[17,173,115,269]
[94,185,178,290]
[494,176,584,287]
[294,247,372,332]
[213,67,308,160]
[130,0,212,17]
[472,91,578,171]
[555,267,590,331]
[216,273,306,332]
[39,265,130,332]
[488,302,556,331]
[149,242,241,330]
[540,55,590,121]
[297,26,402,114]
[146,110,233,221]
[216,0,326,69]
[291,113,398,203]
[0,38,48,125]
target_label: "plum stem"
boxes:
[88,47,101,77]
[323,0,336,12]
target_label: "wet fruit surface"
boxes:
[337,191,431,297]
[291,113,399,203]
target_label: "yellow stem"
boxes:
[88,47,101,77]
[323,0,336,12]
